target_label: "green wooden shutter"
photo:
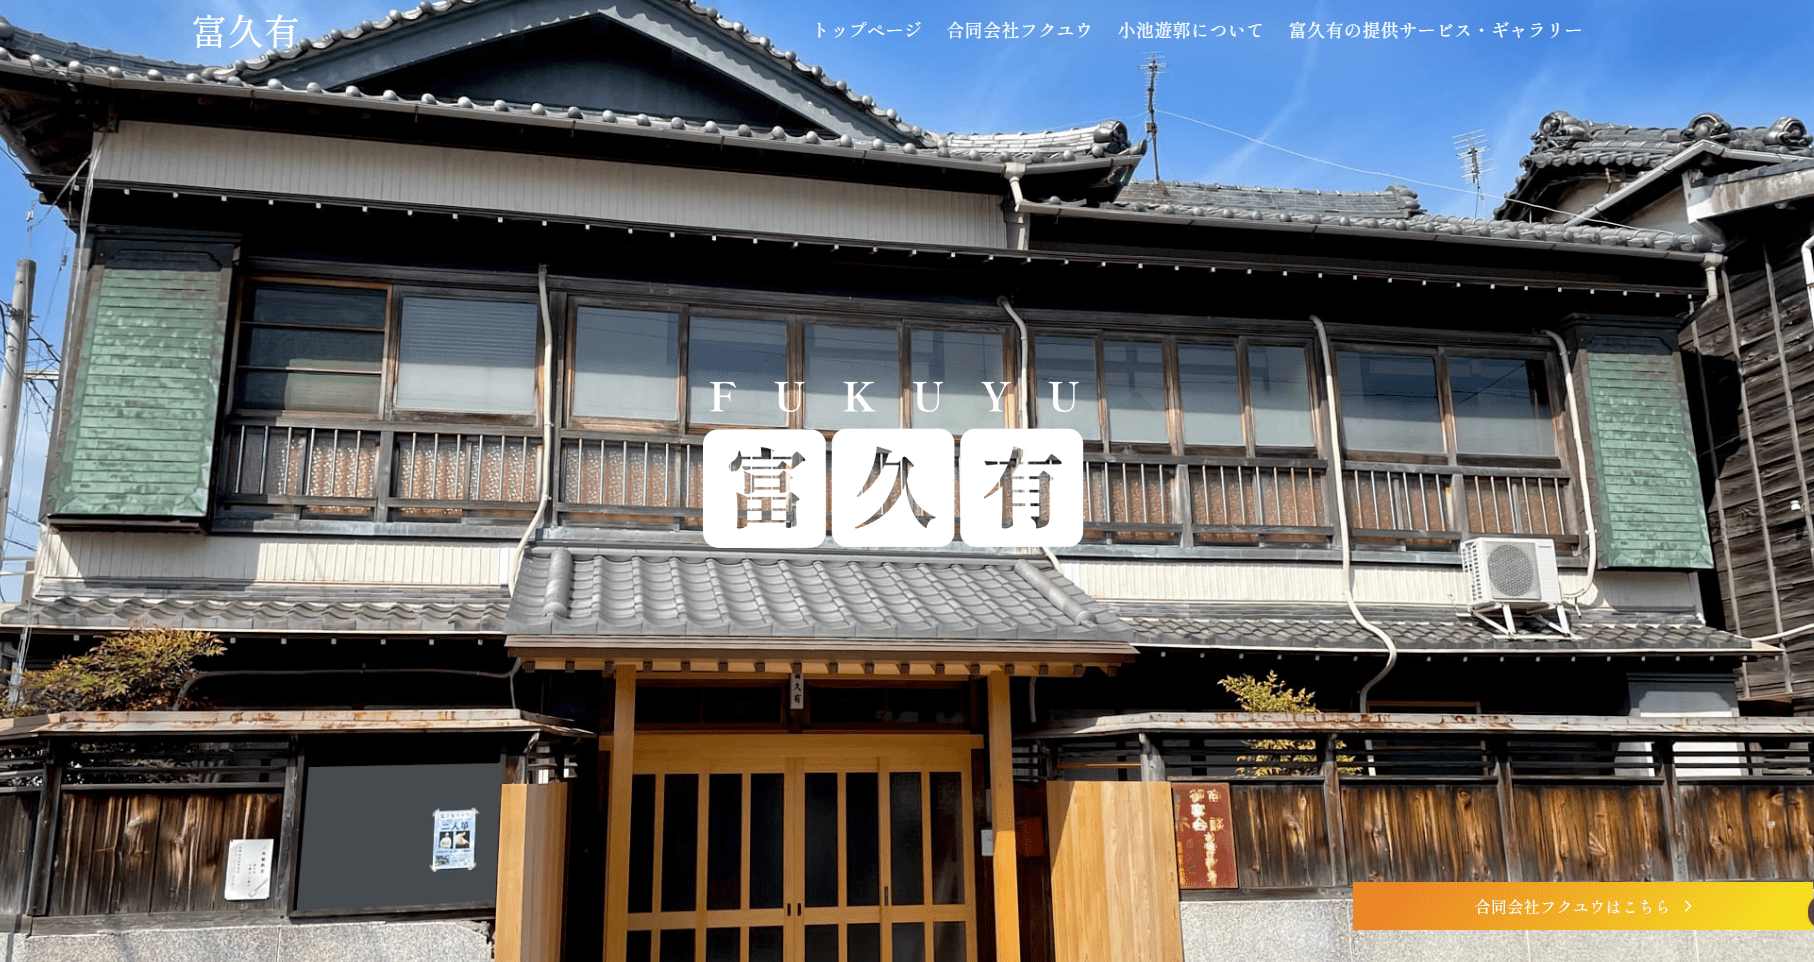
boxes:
[1582,343,1713,569]
[47,246,232,522]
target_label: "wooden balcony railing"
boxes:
[216,421,1581,549]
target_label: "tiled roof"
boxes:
[1062,193,1716,253]
[1116,181,1422,219]
[0,15,199,74]
[3,590,510,633]
[229,0,926,141]
[1496,110,1814,218]
[506,548,1137,642]
[1711,157,1814,188]
[1121,604,1757,654]
[941,123,1134,162]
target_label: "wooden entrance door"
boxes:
[622,734,978,962]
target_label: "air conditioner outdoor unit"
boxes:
[1461,537,1562,607]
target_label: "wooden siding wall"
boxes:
[48,260,231,520]
[46,790,282,917]
[1046,781,1183,962]
[1682,241,1814,698]
[1581,345,1714,569]
[1215,779,1812,889]
[0,793,37,917]
[98,122,1006,250]
[38,531,510,588]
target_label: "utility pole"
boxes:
[1143,54,1165,186]
[0,259,34,536]
[1,258,31,704]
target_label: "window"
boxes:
[1102,340,1168,444]
[395,296,539,415]
[1176,342,1316,450]
[572,307,678,421]
[1450,357,1554,456]
[688,317,787,427]
[910,330,1007,433]
[1033,336,1099,440]
[1336,349,1555,460]
[234,284,385,414]
[806,324,899,430]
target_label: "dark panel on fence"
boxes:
[48,791,282,916]
[1510,784,1670,881]
[1229,784,1331,889]
[0,793,38,916]
[1341,784,1504,883]
[1681,784,1814,881]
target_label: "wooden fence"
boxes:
[1026,718,1814,892]
[46,790,282,916]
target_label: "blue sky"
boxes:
[0,0,1809,589]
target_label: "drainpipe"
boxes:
[509,265,557,592]
[1309,316,1399,712]
[1002,163,1030,251]
[996,296,1062,576]
[1538,330,1600,606]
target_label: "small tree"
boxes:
[1218,671,1353,775]
[7,627,224,716]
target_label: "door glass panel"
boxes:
[749,926,783,962]
[804,772,839,907]
[660,774,698,912]
[933,922,966,962]
[845,772,880,907]
[628,774,656,914]
[930,772,964,904]
[848,922,882,962]
[659,929,695,962]
[706,773,741,911]
[749,773,785,909]
[626,930,652,962]
[894,922,927,962]
[890,772,925,905]
[804,924,839,962]
[705,927,739,962]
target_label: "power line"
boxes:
[1156,108,1638,229]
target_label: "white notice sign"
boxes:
[432,808,478,871]
[223,838,274,901]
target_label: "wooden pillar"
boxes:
[604,665,637,962]
[987,670,1021,962]
[497,781,570,962]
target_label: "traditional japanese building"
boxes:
[1498,110,1814,707]
[0,4,1808,962]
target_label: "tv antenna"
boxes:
[1143,54,1166,187]
[1453,130,1493,217]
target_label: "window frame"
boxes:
[1030,330,1324,458]
[387,284,545,427]
[1329,340,1565,468]
[227,276,392,420]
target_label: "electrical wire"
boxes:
[1155,108,1638,229]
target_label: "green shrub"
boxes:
[7,627,224,715]
[1218,671,1355,775]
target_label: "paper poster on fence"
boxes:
[223,838,274,900]
[431,808,477,871]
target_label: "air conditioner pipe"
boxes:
[1539,329,1599,606]
[1309,315,1399,712]
[509,265,557,592]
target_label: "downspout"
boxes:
[509,265,557,592]
[1538,330,1600,606]
[1309,315,1398,712]
[1002,163,1030,251]
[995,297,1064,573]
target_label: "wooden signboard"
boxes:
[1171,783,1238,889]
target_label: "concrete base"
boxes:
[9,919,492,962]
[1181,899,1809,962]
